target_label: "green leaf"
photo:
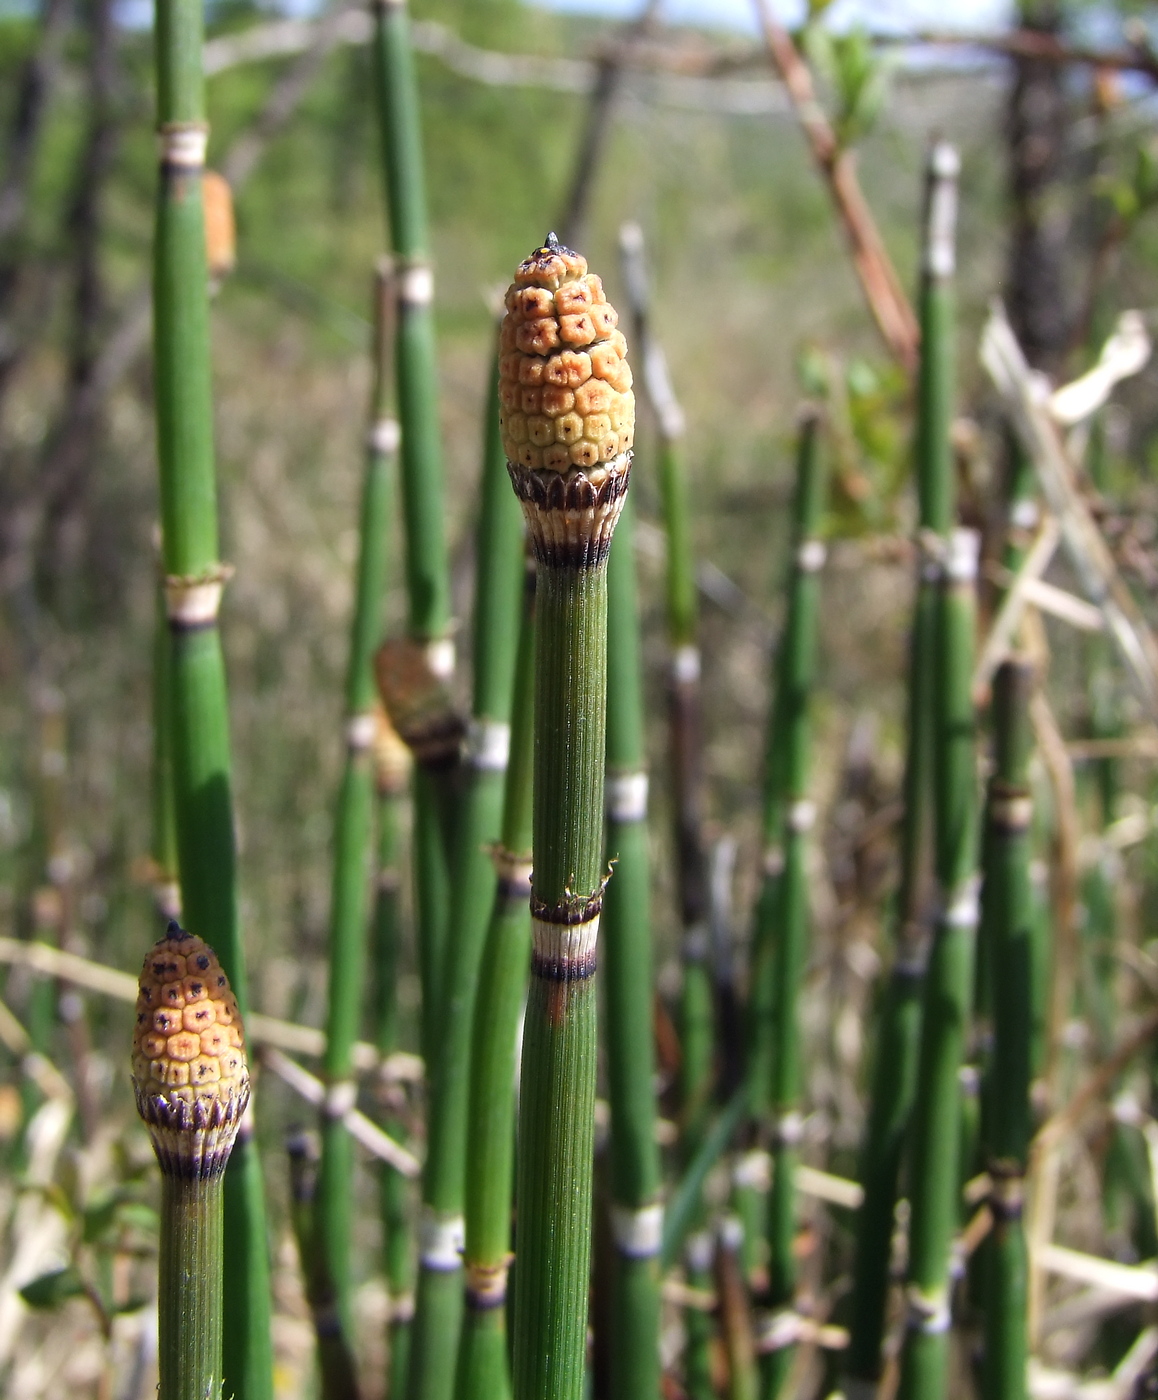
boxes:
[19,1267,87,1310]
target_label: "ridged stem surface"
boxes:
[981,660,1035,1400]
[152,0,271,1386]
[512,547,610,1400]
[897,544,979,1400]
[456,579,536,1400]
[318,267,398,1345]
[604,494,663,1400]
[409,355,524,1400]
[756,412,827,1400]
[158,1173,224,1400]
[846,143,958,1395]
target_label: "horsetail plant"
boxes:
[408,345,526,1400]
[896,526,982,1400]
[499,233,635,1400]
[456,564,536,1400]
[371,710,416,1398]
[151,0,272,1387]
[753,406,828,1400]
[845,140,960,1400]
[131,922,250,1400]
[318,258,399,1351]
[603,487,664,1400]
[980,658,1036,1400]
[618,222,715,1153]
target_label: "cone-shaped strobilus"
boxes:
[499,233,635,1400]
[845,140,962,1400]
[132,924,251,1400]
[150,0,272,1386]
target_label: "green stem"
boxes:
[897,529,981,1400]
[158,1174,225,1400]
[152,0,271,1385]
[604,492,663,1400]
[756,409,828,1400]
[409,350,524,1400]
[981,659,1035,1400]
[456,573,536,1400]
[318,265,398,1343]
[846,141,959,1398]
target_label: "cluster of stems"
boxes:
[150,0,272,1390]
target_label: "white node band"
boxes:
[672,644,701,683]
[718,1214,745,1251]
[684,1229,714,1274]
[424,637,455,680]
[606,771,648,823]
[763,845,785,878]
[796,539,827,574]
[399,263,434,307]
[923,144,960,279]
[943,878,981,930]
[906,1288,951,1335]
[990,794,1033,828]
[787,799,817,834]
[165,577,225,626]
[732,1148,772,1192]
[944,527,980,583]
[368,417,401,455]
[610,1202,664,1259]
[775,1110,804,1146]
[1010,497,1040,531]
[159,124,209,168]
[492,850,533,888]
[419,1211,465,1271]
[466,719,510,771]
[346,712,377,752]
[682,923,709,961]
[531,914,600,966]
[323,1080,358,1119]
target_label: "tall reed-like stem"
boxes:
[500,234,634,1400]
[603,489,663,1399]
[151,1,271,1387]
[369,0,454,1125]
[131,924,250,1400]
[845,140,960,1399]
[618,222,714,1153]
[317,262,399,1351]
[754,408,828,1400]
[981,658,1035,1400]
[372,713,416,1398]
[897,526,981,1400]
[408,349,525,1400]
[456,567,536,1400]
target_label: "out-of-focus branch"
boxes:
[751,0,920,374]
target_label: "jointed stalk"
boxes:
[981,659,1036,1400]
[500,234,635,1400]
[897,527,981,1400]
[603,489,663,1399]
[318,261,399,1350]
[408,348,525,1400]
[754,408,828,1399]
[131,924,250,1400]
[845,141,960,1398]
[151,0,271,1387]
[456,567,536,1400]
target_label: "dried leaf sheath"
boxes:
[502,235,634,1400]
